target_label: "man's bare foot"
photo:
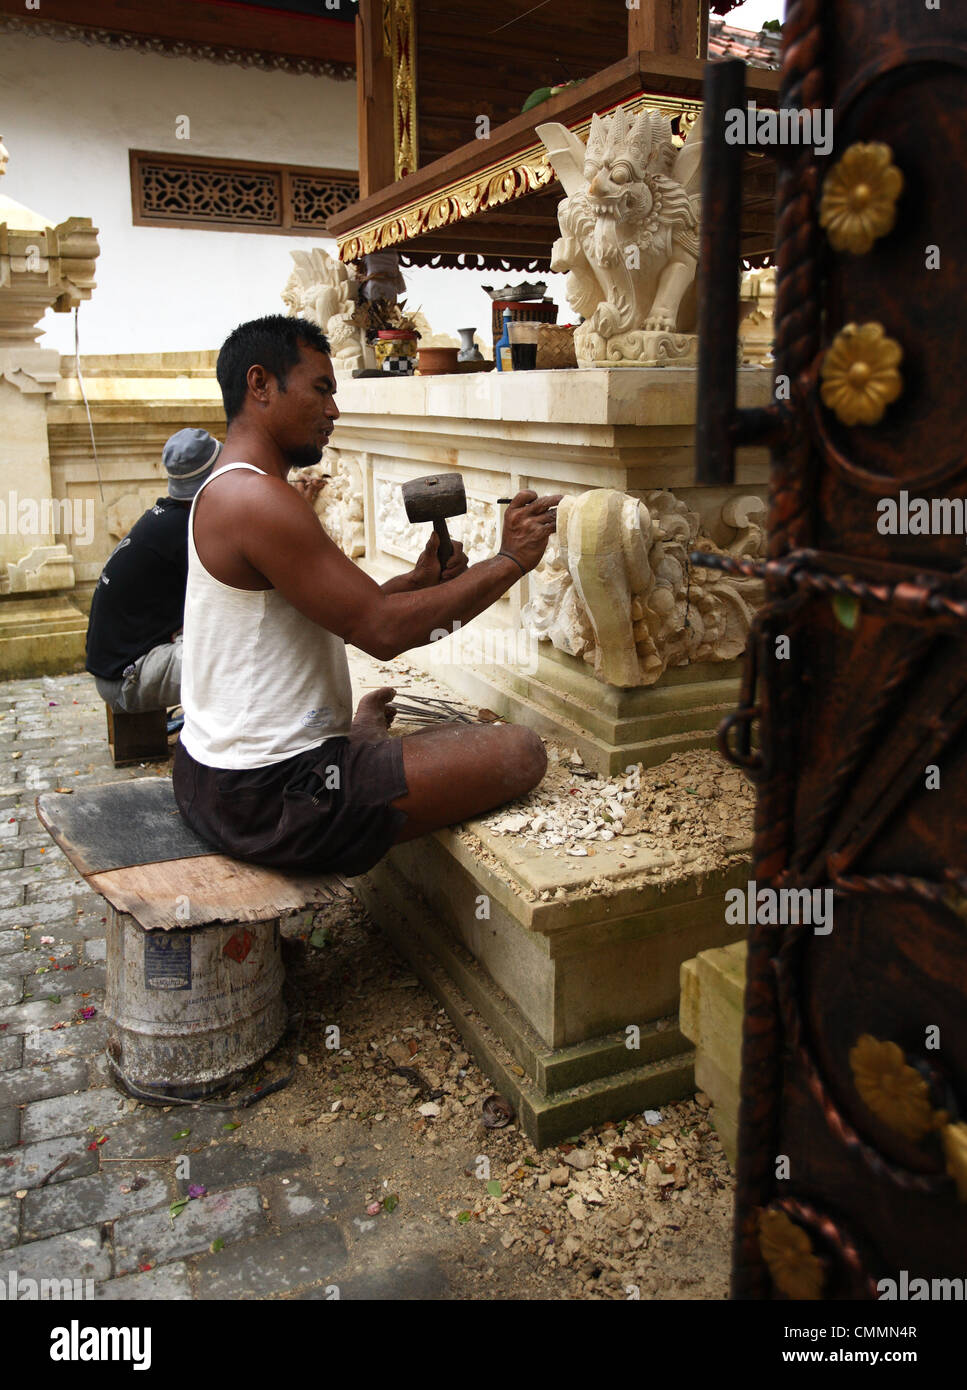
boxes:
[350,686,397,742]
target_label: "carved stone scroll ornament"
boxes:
[293,448,365,559]
[536,107,702,367]
[520,489,765,689]
[374,477,497,564]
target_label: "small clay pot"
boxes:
[417,346,460,375]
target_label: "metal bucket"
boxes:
[104,909,286,1100]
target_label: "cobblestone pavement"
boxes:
[0,673,438,1301]
[0,672,736,1304]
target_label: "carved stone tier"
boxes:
[420,643,746,777]
[357,806,751,1147]
[1,350,220,676]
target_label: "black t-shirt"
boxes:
[85,497,191,680]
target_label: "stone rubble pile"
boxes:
[482,746,755,866]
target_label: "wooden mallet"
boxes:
[401,473,467,574]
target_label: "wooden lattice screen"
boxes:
[130,150,359,235]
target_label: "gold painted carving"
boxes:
[390,0,417,182]
[941,1123,967,1202]
[820,322,903,428]
[849,1035,934,1141]
[758,1208,825,1300]
[850,1034,967,1201]
[337,95,702,261]
[820,142,903,255]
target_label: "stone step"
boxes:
[356,856,697,1148]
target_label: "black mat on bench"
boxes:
[36,777,218,876]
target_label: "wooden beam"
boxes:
[628,0,707,60]
[356,0,395,199]
[0,0,356,64]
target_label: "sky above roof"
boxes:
[724,0,784,29]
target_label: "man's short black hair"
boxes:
[216,315,332,424]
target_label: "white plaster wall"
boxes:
[0,30,569,358]
[0,32,358,355]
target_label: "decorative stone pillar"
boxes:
[0,139,99,675]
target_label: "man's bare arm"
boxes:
[232,475,559,661]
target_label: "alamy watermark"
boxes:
[725,881,834,934]
[0,492,95,546]
[1,1269,94,1300]
[877,490,967,541]
[429,619,539,675]
[724,101,833,157]
[878,1271,967,1300]
[49,1320,151,1369]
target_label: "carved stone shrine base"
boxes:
[0,595,87,679]
[403,640,745,776]
[355,811,750,1148]
[580,330,699,369]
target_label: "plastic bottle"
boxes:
[495,308,513,373]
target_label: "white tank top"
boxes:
[180,462,353,769]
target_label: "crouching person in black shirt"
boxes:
[86,429,222,713]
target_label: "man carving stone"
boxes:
[173,315,560,877]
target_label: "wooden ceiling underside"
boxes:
[415,0,632,166]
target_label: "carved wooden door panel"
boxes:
[696,0,967,1298]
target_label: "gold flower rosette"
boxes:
[849,1033,967,1200]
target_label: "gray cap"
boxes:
[162,429,222,500]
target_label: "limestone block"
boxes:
[0,595,87,678]
[537,107,702,367]
[679,940,747,1165]
[107,492,152,542]
[0,377,61,572]
[379,820,750,1050]
[0,346,61,393]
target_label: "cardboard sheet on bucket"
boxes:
[36,778,354,932]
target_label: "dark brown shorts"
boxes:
[173,735,409,878]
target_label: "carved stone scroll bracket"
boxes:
[295,448,366,559]
[521,487,766,688]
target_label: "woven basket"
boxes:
[535,324,577,369]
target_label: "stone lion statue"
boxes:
[536,107,702,366]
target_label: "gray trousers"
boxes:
[95,634,182,713]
